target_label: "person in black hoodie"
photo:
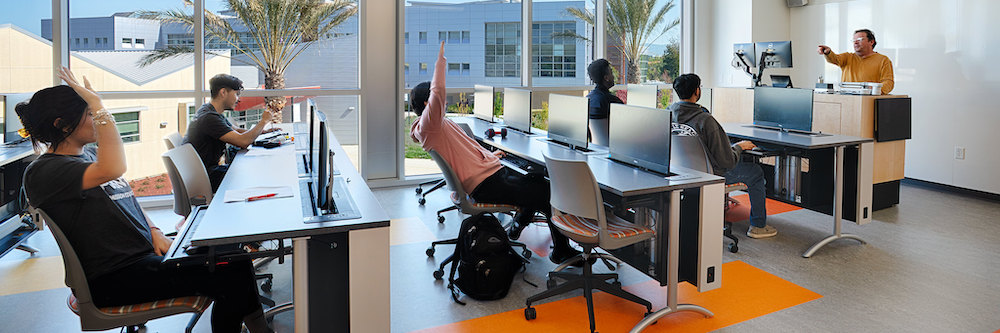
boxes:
[668,74,777,239]
[586,59,623,144]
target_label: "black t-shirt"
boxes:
[23,147,155,280]
[184,103,235,169]
[587,86,624,119]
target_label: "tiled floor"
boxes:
[1,182,999,332]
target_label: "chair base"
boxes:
[525,248,651,333]
[723,221,739,253]
[429,239,531,279]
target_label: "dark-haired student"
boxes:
[184,74,279,192]
[409,42,581,264]
[669,73,776,239]
[18,67,271,332]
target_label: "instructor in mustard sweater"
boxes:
[817,29,894,94]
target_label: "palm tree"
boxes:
[561,0,679,83]
[136,0,357,121]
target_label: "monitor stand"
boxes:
[541,138,595,153]
[743,124,831,137]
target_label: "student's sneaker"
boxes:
[747,225,778,239]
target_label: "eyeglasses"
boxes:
[851,37,866,43]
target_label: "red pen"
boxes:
[247,193,277,202]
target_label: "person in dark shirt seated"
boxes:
[585,59,623,144]
[184,74,278,192]
[17,67,272,333]
[668,74,776,239]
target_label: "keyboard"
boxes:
[501,154,545,175]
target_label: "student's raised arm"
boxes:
[425,41,448,124]
[57,67,127,190]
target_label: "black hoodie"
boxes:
[668,101,743,176]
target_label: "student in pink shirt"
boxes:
[410,42,579,264]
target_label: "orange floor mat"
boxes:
[414,261,821,333]
[725,194,802,223]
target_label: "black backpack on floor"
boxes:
[448,212,528,304]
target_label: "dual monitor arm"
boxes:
[732,50,775,87]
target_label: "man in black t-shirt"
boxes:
[184,74,277,191]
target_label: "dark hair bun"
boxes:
[16,85,88,149]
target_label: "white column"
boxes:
[194,0,206,104]
[360,0,402,181]
[521,0,532,87]
[595,0,606,61]
[51,0,68,85]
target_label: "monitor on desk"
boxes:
[546,94,589,150]
[608,104,672,176]
[753,87,814,132]
[754,41,792,68]
[502,88,532,134]
[626,84,658,109]
[3,93,33,144]
[312,111,332,213]
[473,85,495,123]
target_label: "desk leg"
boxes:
[630,190,713,333]
[803,145,867,258]
[292,237,310,332]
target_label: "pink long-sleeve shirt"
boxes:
[411,52,502,194]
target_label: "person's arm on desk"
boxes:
[218,109,274,149]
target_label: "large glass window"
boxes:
[111,108,143,143]
[604,0,681,85]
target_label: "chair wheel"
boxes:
[612,280,622,289]
[426,247,435,257]
[415,187,423,194]
[433,270,444,280]
[438,215,446,223]
[522,250,532,259]
[261,280,272,292]
[418,197,426,205]
[524,307,536,320]
[546,279,557,289]
[729,244,739,253]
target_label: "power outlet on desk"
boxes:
[954,147,966,160]
[707,266,716,284]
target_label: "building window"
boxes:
[484,23,520,77]
[462,63,470,76]
[83,38,88,46]
[462,31,470,44]
[167,34,194,46]
[419,31,427,44]
[419,62,427,75]
[122,38,132,48]
[135,38,145,48]
[438,31,446,43]
[404,63,409,75]
[532,22,578,78]
[404,32,409,44]
[448,63,460,75]
[112,111,141,143]
[103,38,108,46]
[75,38,80,45]
[448,31,460,44]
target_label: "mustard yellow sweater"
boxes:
[824,51,895,94]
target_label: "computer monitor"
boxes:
[770,75,793,88]
[473,84,495,122]
[3,93,32,144]
[755,41,793,68]
[313,111,330,213]
[753,87,814,132]
[733,43,756,68]
[626,84,658,109]
[608,104,672,176]
[502,88,532,134]
[546,94,589,150]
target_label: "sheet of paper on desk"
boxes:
[223,186,295,202]
[244,149,275,157]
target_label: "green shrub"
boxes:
[532,101,549,131]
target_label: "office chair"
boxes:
[524,155,654,333]
[162,145,276,302]
[163,132,183,150]
[588,118,610,146]
[430,123,480,223]
[670,134,747,253]
[28,207,210,333]
[424,149,532,280]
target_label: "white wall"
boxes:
[695,0,1000,194]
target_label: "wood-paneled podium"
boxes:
[712,87,910,210]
